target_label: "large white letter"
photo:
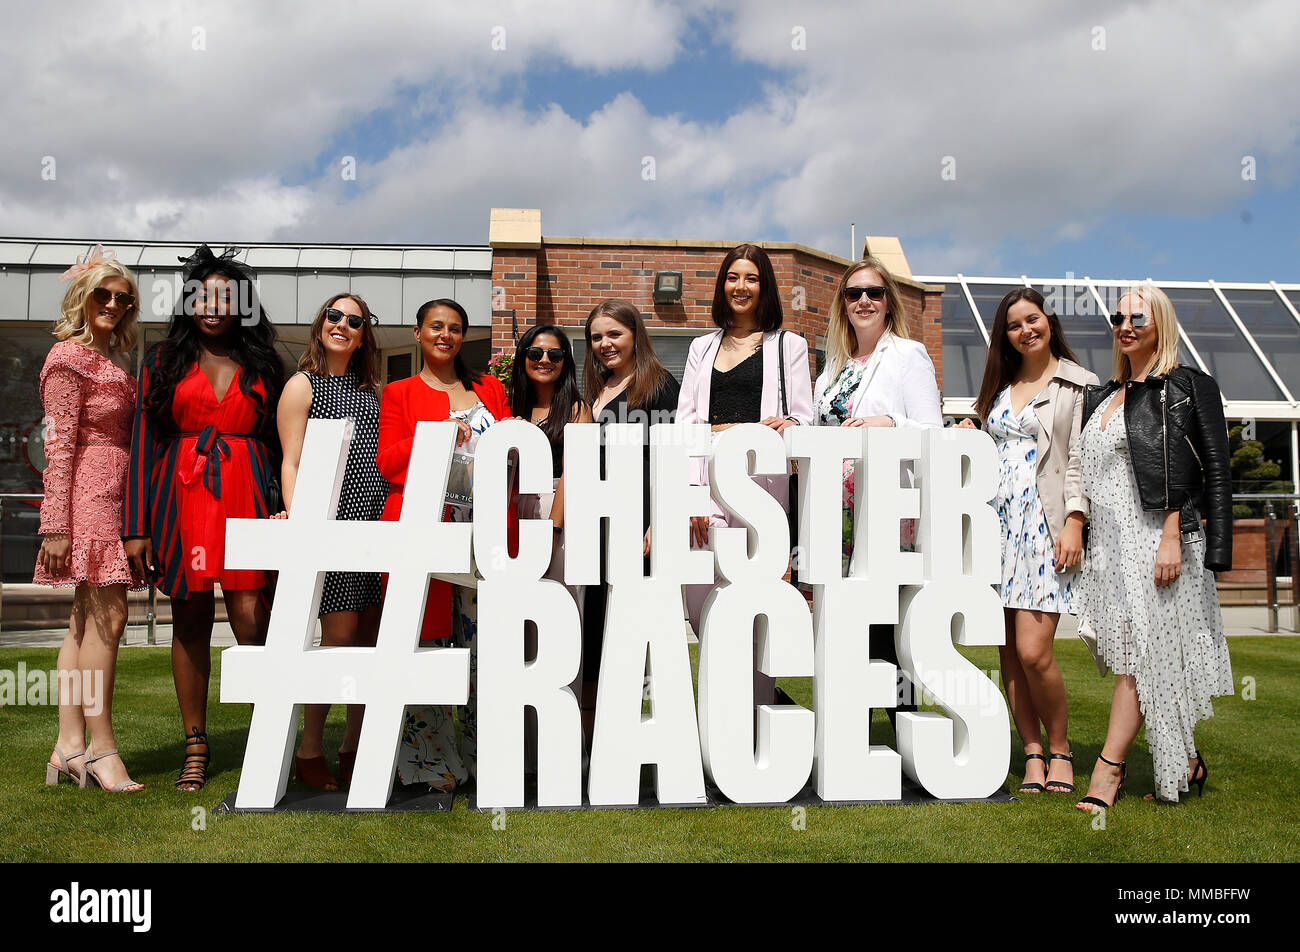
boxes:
[852,427,926,586]
[697,582,814,803]
[811,579,903,801]
[473,420,583,807]
[650,423,715,586]
[708,424,791,583]
[476,578,582,808]
[895,580,1009,799]
[919,427,1000,584]
[786,425,863,584]
[562,422,645,586]
[586,578,707,806]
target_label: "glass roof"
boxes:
[918,276,1300,406]
[1221,289,1300,398]
[938,287,986,400]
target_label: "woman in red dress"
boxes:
[377,298,510,790]
[38,246,145,793]
[124,245,285,791]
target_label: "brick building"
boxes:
[487,208,946,386]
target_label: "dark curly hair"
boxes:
[143,245,285,448]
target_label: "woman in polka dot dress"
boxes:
[1074,285,1233,809]
[275,293,388,790]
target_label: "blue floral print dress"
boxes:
[988,386,1077,613]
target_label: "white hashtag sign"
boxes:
[221,418,472,809]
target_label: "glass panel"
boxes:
[1226,419,1294,517]
[1049,285,1116,383]
[1162,287,1282,400]
[938,287,985,399]
[1223,289,1300,397]
[963,282,1022,329]
[0,324,57,584]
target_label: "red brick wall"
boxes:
[491,242,946,387]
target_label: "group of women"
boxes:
[37,239,1233,809]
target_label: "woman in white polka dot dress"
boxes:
[275,293,388,790]
[1074,285,1233,809]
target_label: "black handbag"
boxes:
[777,331,801,583]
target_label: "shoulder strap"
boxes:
[778,330,788,417]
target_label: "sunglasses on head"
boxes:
[526,346,566,362]
[324,307,375,330]
[91,287,136,310]
[1109,311,1151,329]
[844,285,887,303]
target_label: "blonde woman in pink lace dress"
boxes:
[36,247,145,793]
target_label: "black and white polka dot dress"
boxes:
[1076,390,1233,801]
[304,370,387,615]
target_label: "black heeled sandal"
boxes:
[1076,754,1125,810]
[1145,751,1208,802]
[175,727,210,792]
[1018,752,1047,794]
[1045,751,1076,793]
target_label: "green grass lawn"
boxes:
[2,638,1297,862]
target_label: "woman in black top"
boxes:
[581,300,680,740]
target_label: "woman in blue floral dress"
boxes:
[959,288,1097,795]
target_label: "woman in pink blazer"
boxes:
[677,243,813,704]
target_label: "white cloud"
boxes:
[2,0,1298,277]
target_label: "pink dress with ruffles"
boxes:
[33,340,141,589]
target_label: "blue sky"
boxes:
[2,1,1297,283]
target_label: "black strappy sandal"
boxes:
[1018,752,1047,794]
[1045,751,1076,793]
[175,727,210,792]
[1076,754,1125,811]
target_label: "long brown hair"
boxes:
[711,244,783,332]
[973,287,1079,422]
[299,292,380,396]
[583,299,670,409]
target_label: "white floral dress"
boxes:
[988,387,1077,613]
[396,402,496,790]
[1076,390,1233,802]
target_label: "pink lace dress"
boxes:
[33,341,141,589]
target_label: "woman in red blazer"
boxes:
[377,298,510,791]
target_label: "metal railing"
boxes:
[0,493,157,643]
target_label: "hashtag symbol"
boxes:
[221,419,472,809]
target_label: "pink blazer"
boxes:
[677,329,814,493]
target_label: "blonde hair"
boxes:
[53,260,140,355]
[1112,283,1180,381]
[823,256,910,386]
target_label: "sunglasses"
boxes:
[844,285,887,303]
[324,307,376,330]
[1109,312,1151,329]
[90,287,136,310]
[526,347,566,362]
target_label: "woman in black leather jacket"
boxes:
[1073,285,1234,809]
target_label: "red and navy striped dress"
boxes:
[124,349,277,599]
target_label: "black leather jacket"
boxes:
[1081,367,1232,572]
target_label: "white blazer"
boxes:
[813,333,942,428]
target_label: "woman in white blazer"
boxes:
[812,256,942,728]
[957,287,1098,796]
[677,243,814,705]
